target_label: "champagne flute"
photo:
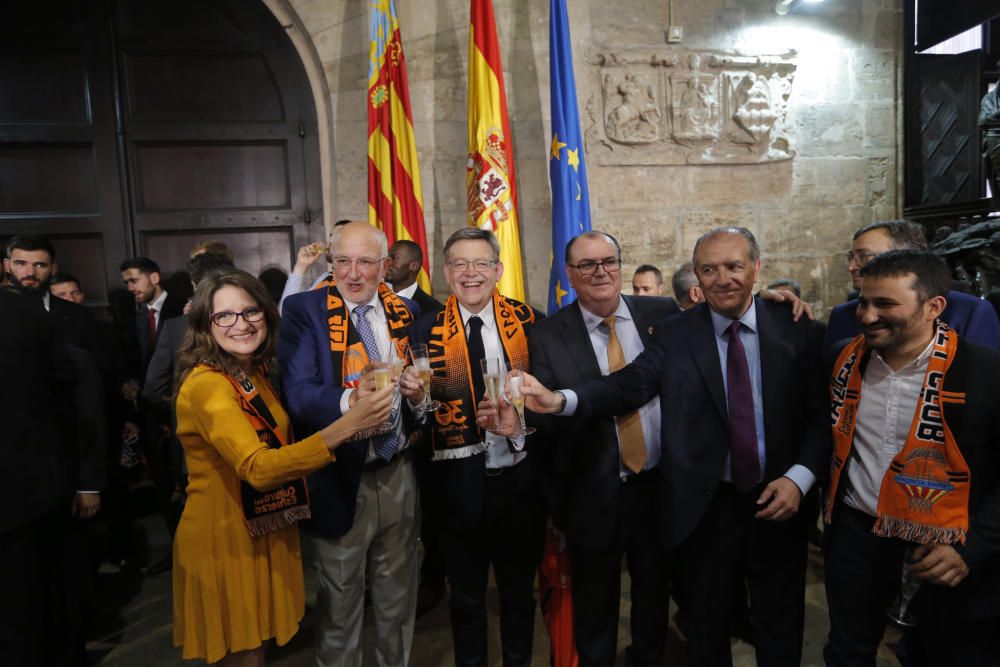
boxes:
[389,344,407,381]
[508,371,535,436]
[408,343,440,411]
[374,365,393,391]
[480,357,504,432]
[886,545,921,627]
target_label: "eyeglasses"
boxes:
[332,256,386,272]
[567,258,622,276]
[447,259,497,273]
[210,307,265,328]
[846,250,878,266]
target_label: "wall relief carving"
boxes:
[587,50,797,166]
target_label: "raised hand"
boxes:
[509,371,564,414]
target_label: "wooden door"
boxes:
[0,0,322,307]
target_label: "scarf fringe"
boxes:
[432,441,490,461]
[873,514,966,545]
[246,505,312,538]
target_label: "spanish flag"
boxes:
[467,0,525,301]
[368,0,431,293]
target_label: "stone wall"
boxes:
[284,0,902,315]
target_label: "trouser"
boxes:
[824,503,1000,667]
[570,468,670,667]
[440,460,546,667]
[674,482,808,667]
[313,454,420,667]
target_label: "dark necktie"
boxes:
[726,320,760,491]
[467,316,487,437]
[146,305,158,349]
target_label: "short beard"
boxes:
[12,277,49,297]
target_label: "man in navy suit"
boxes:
[278,221,423,667]
[824,220,1000,352]
[529,231,678,666]
[519,227,829,667]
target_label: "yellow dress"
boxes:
[172,366,334,662]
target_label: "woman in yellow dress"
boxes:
[172,269,393,666]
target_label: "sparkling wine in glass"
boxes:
[480,357,504,432]
[886,545,921,628]
[508,372,535,436]
[408,343,440,411]
[374,366,393,391]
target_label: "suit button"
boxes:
[705,487,713,496]
[716,454,724,461]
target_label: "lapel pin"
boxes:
[648,326,654,335]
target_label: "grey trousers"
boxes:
[314,455,420,667]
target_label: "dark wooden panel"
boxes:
[115,1,249,40]
[0,144,99,214]
[140,226,294,284]
[124,52,283,123]
[0,51,91,124]
[134,142,289,211]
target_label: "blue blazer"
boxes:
[824,290,1000,354]
[277,286,419,538]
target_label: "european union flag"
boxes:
[547,0,591,315]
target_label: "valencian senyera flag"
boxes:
[368,0,431,293]
[547,0,590,315]
[467,0,525,301]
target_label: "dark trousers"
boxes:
[824,503,1000,667]
[674,482,807,667]
[440,461,546,667]
[570,469,669,667]
[0,508,90,667]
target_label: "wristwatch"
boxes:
[553,390,567,414]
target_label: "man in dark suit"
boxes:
[529,231,678,666]
[824,220,1000,352]
[520,227,829,667]
[823,250,1000,665]
[116,256,186,572]
[410,227,544,667]
[386,239,444,314]
[0,288,86,665]
[278,221,424,667]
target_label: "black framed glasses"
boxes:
[210,307,265,327]
[567,258,622,276]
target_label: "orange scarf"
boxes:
[827,321,970,544]
[426,291,534,460]
[215,367,312,537]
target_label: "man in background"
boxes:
[631,264,664,296]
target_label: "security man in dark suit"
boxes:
[385,239,444,315]
[529,231,678,666]
[518,227,829,667]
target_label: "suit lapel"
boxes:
[690,304,728,422]
[564,302,603,383]
[754,298,787,456]
[623,295,655,346]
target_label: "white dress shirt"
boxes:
[843,339,935,517]
[575,296,662,476]
[148,290,168,329]
[393,282,419,300]
[458,301,526,469]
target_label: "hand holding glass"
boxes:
[408,344,440,411]
[508,372,535,436]
[480,357,504,432]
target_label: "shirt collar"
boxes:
[458,300,496,331]
[394,282,419,300]
[149,290,168,313]
[870,335,936,374]
[344,290,382,315]
[709,299,758,338]
[42,291,51,312]
[579,295,628,334]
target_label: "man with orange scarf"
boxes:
[411,227,544,667]
[824,250,1000,665]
